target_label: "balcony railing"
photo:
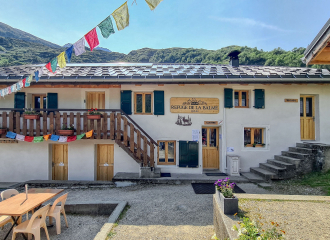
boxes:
[0,109,157,167]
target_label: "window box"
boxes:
[158,140,176,165]
[244,128,265,147]
[57,130,74,136]
[134,92,153,115]
[23,114,40,120]
[87,115,101,120]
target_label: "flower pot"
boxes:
[0,129,6,135]
[57,130,74,136]
[24,114,40,120]
[218,190,238,215]
[87,115,101,120]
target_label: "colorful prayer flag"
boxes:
[20,79,25,89]
[46,62,53,73]
[85,28,99,52]
[38,67,44,77]
[34,136,44,143]
[7,86,11,94]
[58,136,67,142]
[86,130,93,138]
[67,136,77,142]
[22,78,26,88]
[6,131,17,139]
[58,52,66,68]
[50,58,58,73]
[24,136,34,142]
[50,134,60,141]
[65,45,73,63]
[145,0,163,10]
[27,74,33,83]
[73,37,86,56]
[112,2,129,31]
[35,71,39,82]
[25,80,30,88]
[16,82,21,91]
[16,134,25,141]
[44,134,51,141]
[76,133,85,140]
[11,84,17,93]
[98,16,115,38]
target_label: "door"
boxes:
[97,144,114,181]
[33,94,47,113]
[202,127,219,169]
[52,144,68,180]
[86,92,105,109]
[300,95,315,140]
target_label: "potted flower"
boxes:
[0,124,7,135]
[214,177,238,215]
[87,108,102,120]
[57,124,75,136]
[23,108,40,120]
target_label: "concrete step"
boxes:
[250,167,280,181]
[240,172,265,183]
[296,142,313,149]
[289,147,314,154]
[274,155,301,168]
[281,151,310,160]
[259,163,286,175]
[267,159,296,170]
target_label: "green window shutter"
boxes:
[224,88,233,108]
[121,90,132,115]
[47,93,58,113]
[14,92,25,111]
[254,89,265,109]
[179,141,199,168]
[154,91,164,115]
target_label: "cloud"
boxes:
[210,17,291,32]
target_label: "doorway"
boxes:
[86,92,105,109]
[96,144,114,181]
[52,144,68,180]
[202,127,219,169]
[300,95,315,140]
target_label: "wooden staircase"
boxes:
[242,143,315,182]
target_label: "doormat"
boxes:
[191,183,245,194]
[205,173,228,176]
[161,173,171,177]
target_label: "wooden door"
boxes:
[300,95,315,140]
[52,144,68,180]
[97,144,114,181]
[86,92,105,109]
[202,127,219,169]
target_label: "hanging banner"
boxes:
[85,28,99,51]
[145,0,163,10]
[170,97,219,114]
[112,2,129,31]
[98,16,115,38]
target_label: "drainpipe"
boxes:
[223,104,227,173]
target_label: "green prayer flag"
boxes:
[77,133,85,140]
[33,136,44,143]
[98,16,115,38]
[51,58,58,73]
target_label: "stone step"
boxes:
[250,167,280,181]
[281,151,310,160]
[289,147,314,154]
[274,155,301,168]
[259,163,286,175]
[240,172,265,183]
[296,142,313,149]
[267,159,296,170]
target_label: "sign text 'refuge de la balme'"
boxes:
[170,98,219,114]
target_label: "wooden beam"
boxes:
[28,84,121,88]
[135,84,142,86]
[262,84,271,86]
[239,84,249,86]
[218,84,227,86]
[199,84,205,86]
[283,83,292,85]
[158,84,164,86]
[178,84,185,86]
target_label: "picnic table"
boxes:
[0,188,64,240]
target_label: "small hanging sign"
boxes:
[204,121,218,125]
[59,162,65,167]
[284,99,298,102]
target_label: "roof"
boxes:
[303,18,330,65]
[0,63,330,85]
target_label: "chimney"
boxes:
[227,50,241,67]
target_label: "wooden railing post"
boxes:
[15,112,21,134]
[76,112,81,135]
[117,112,121,141]
[124,118,128,146]
[137,130,141,160]
[29,119,34,137]
[36,113,41,136]
[8,112,14,132]
[143,136,148,166]
[55,112,61,134]
[83,112,88,133]
[150,143,155,168]
[63,112,67,128]
[102,112,108,139]
[42,112,47,135]
[2,112,7,132]
[130,123,134,153]
[97,117,101,139]
[110,112,115,140]
[49,112,54,134]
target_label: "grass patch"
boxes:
[106,204,131,239]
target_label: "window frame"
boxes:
[234,90,249,108]
[32,94,47,111]
[134,92,153,115]
[157,140,176,165]
[244,127,265,147]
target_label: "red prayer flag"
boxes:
[67,136,77,142]
[85,28,99,51]
[24,136,34,142]
[46,62,53,73]
[22,78,26,88]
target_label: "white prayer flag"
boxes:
[73,37,86,56]
[16,134,25,141]
[58,136,68,142]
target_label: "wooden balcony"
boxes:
[0,109,156,167]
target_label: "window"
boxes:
[234,90,249,108]
[134,92,152,114]
[158,140,176,165]
[244,128,265,147]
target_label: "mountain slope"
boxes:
[0,22,60,48]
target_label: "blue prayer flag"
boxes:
[6,131,17,139]
[35,71,39,82]
[65,45,73,63]
[50,134,60,141]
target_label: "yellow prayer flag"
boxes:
[111,2,129,31]
[43,134,51,141]
[145,0,163,10]
[57,52,66,68]
[86,130,93,138]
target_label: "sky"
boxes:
[0,0,329,54]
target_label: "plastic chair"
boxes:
[0,215,13,230]
[11,204,50,240]
[0,189,19,201]
[47,193,68,235]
